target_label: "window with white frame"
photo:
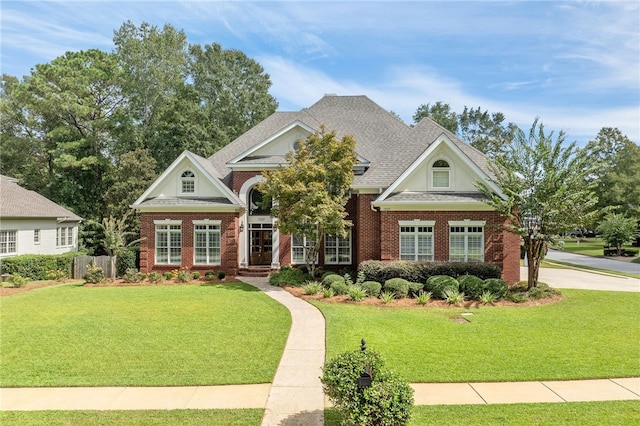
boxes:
[325,231,351,264]
[0,230,17,254]
[449,221,484,262]
[181,171,195,194]
[194,221,221,265]
[56,226,74,248]
[291,232,317,264]
[34,229,41,244]
[155,222,182,265]
[399,221,435,261]
[432,159,450,189]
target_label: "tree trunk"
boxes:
[525,237,545,289]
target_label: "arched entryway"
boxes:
[248,188,273,266]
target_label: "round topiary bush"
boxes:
[383,278,410,298]
[323,274,346,288]
[425,275,459,299]
[330,280,349,295]
[483,278,508,299]
[361,281,382,297]
[458,275,485,300]
[408,281,424,297]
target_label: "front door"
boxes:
[250,229,273,265]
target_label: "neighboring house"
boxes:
[0,175,82,258]
[133,95,520,283]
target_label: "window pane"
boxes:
[433,170,449,187]
[449,235,466,262]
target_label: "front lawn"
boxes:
[0,283,290,387]
[325,401,640,425]
[0,409,263,425]
[314,289,640,382]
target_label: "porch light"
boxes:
[239,221,244,233]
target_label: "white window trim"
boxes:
[193,221,222,265]
[0,230,17,254]
[448,220,485,262]
[324,230,352,265]
[34,229,41,245]
[56,226,75,248]
[291,232,318,265]
[430,158,452,190]
[399,220,435,261]
[154,220,182,265]
[180,170,196,195]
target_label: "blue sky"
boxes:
[2,1,639,145]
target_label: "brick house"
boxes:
[132,95,520,283]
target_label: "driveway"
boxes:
[522,267,639,292]
[545,248,640,275]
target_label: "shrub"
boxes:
[383,278,410,298]
[425,275,459,299]
[175,269,191,283]
[359,260,501,284]
[483,278,508,299]
[204,271,216,281]
[84,262,106,284]
[122,268,146,283]
[458,275,485,300]
[528,283,561,300]
[269,266,309,287]
[343,272,354,286]
[330,280,349,295]
[148,271,163,284]
[361,281,382,297]
[302,281,323,295]
[45,269,68,281]
[321,348,414,426]
[415,291,431,305]
[479,290,497,304]
[356,270,366,285]
[408,281,424,297]
[217,271,226,280]
[380,291,395,304]
[192,271,201,280]
[323,274,346,288]
[162,272,173,281]
[347,285,367,302]
[116,249,137,277]
[8,273,29,288]
[1,252,80,280]
[323,287,335,298]
[444,288,465,304]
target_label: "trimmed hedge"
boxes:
[0,252,82,280]
[484,278,508,299]
[425,275,459,299]
[384,278,411,298]
[362,281,382,297]
[359,260,501,284]
[323,274,346,288]
[458,275,485,300]
[269,266,310,287]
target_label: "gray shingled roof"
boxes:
[205,94,492,191]
[0,175,82,221]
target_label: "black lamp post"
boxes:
[358,338,372,389]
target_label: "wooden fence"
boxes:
[73,256,114,279]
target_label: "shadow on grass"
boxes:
[200,282,262,292]
[277,409,325,425]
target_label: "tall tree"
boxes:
[257,127,357,276]
[458,106,517,157]
[413,102,458,133]
[476,119,597,288]
[585,128,640,219]
[0,50,124,219]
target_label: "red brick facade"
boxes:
[139,174,520,284]
[139,212,239,276]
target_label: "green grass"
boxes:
[557,237,637,257]
[326,401,640,425]
[0,283,290,387]
[313,289,640,382]
[0,409,263,425]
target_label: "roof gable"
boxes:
[132,151,243,208]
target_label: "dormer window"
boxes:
[181,171,195,194]
[432,160,450,189]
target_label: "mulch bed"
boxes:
[283,285,563,308]
[0,278,240,297]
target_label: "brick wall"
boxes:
[232,171,262,193]
[139,212,239,276]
